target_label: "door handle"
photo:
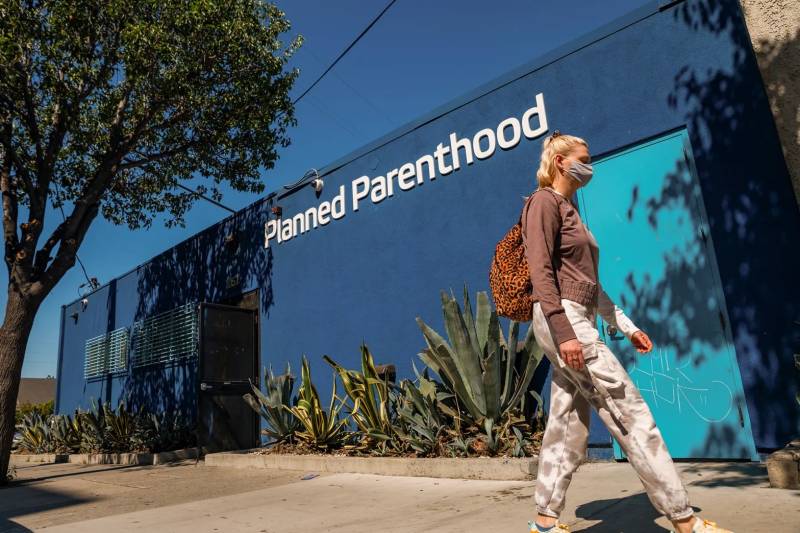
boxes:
[200,382,213,391]
[606,324,624,341]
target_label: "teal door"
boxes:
[579,130,757,460]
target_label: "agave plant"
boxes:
[103,402,139,452]
[13,412,53,453]
[77,402,107,453]
[323,344,396,451]
[393,366,454,456]
[134,410,196,452]
[285,356,347,450]
[49,414,82,454]
[415,287,544,443]
[243,364,299,445]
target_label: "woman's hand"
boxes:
[559,339,585,370]
[631,330,653,354]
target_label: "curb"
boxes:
[153,447,201,465]
[12,448,200,466]
[204,450,537,481]
[11,453,68,464]
[68,453,154,465]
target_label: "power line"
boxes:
[168,2,400,213]
[292,0,398,106]
[174,183,236,214]
[300,45,394,126]
[51,183,94,288]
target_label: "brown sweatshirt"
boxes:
[521,187,639,345]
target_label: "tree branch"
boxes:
[119,140,197,170]
[0,133,20,274]
[0,126,34,200]
[32,220,66,277]
[35,200,98,296]
[14,58,43,167]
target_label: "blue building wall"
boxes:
[56,0,800,453]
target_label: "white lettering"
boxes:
[450,132,473,170]
[305,206,318,230]
[351,176,370,211]
[397,163,416,191]
[416,154,435,184]
[434,143,453,175]
[497,117,522,150]
[386,168,398,197]
[280,218,293,241]
[331,185,346,219]
[264,93,550,245]
[318,201,331,225]
[473,128,496,160]
[292,212,306,235]
[522,92,548,139]
[371,175,388,204]
[264,220,278,248]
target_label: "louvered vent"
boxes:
[130,303,198,367]
[84,327,129,379]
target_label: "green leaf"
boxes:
[475,292,491,351]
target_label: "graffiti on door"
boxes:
[629,347,734,423]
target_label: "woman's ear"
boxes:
[553,153,564,173]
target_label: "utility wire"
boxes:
[300,45,393,126]
[292,0,398,106]
[178,1,400,210]
[174,183,236,214]
[51,183,94,288]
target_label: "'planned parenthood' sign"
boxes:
[265,93,549,248]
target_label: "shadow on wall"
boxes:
[643,0,800,452]
[612,152,756,459]
[120,200,275,417]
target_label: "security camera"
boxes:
[311,178,324,193]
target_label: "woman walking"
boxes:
[523,132,731,533]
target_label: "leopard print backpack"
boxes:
[489,191,543,322]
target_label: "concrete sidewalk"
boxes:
[3,460,798,532]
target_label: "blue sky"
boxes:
[7,0,653,377]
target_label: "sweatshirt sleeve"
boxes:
[524,192,577,345]
[597,285,640,340]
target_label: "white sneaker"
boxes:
[528,521,570,532]
[683,517,734,533]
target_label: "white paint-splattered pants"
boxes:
[532,299,693,521]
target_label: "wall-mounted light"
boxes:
[271,205,283,218]
[311,178,324,193]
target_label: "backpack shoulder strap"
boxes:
[520,187,563,232]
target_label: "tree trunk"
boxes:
[0,291,40,485]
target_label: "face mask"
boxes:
[563,159,593,186]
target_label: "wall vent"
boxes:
[130,303,198,368]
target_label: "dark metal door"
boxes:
[197,302,259,451]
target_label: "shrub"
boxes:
[15,400,54,425]
[12,401,195,455]
[324,344,397,453]
[415,287,545,454]
[243,364,299,445]
[285,356,347,450]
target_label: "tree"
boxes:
[0,0,301,483]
